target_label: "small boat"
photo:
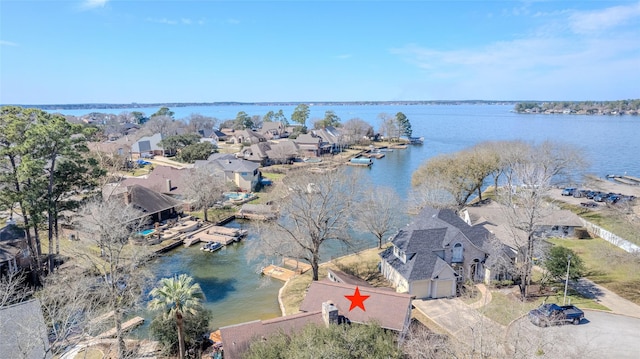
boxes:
[409,136,424,145]
[200,241,223,252]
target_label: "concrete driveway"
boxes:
[414,297,640,359]
[413,298,506,357]
[507,310,640,358]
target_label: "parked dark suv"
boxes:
[573,190,588,198]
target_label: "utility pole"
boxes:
[563,254,572,305]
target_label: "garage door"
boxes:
[434,280,454,298]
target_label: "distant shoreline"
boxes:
[4,100,520,110]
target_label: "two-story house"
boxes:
[260,122,289,139]
[380,206,494,299]
[194,154,261,192]
[131,133,165,158]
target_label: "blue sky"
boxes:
[1,0,639,104]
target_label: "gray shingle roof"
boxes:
[128,185,182,214]
[382,206,491,281]
[0,224,26,242]
[0,299,51,359]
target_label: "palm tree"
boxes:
[148,274,205,359]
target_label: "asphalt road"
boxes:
[507,310,640,358]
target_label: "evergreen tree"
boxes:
[544,246,585,281]
[395,112,412,137]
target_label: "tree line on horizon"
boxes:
[514,99,640,115]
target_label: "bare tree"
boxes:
[181,167,226,222]
[342,118,373,146]
[499,161,554,300]
[36,272,102,357]
[378,113,399,141]
[412,147,498,211]
[409,177,459,213]
[497,141,585,300]
[0,272,31,307]
[354,186,404,248]
[486,140,530,198]
[249,168,362,281]
[185,113,217,134]
[76,199,151,359]
[143,115,181,137]
[402,321,453,359]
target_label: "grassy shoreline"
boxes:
[279,245,392,315]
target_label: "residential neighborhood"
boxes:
[2,104,640,359]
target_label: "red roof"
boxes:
[219,311,324,359]
[300,280,413,331]
[121,165,187,196]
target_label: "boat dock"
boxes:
[348,157,373,166]
[236,204,278,220]
[261,258,312,281]
[607,175,640,186]
[261,265,297,281]
[282,258,312,274]
[189,225,247,247]
[362,151,385,159]
[96,316,145,339]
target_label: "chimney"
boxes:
[322,301,339,327]
[125,191,131,205]
[166,179,172,192]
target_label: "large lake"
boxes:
[58,104,640,181]
[52,104,639,332]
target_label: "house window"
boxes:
[393,246,406,263]
[241,172,247,176]
[457,266,464,282]
[452,243,463,262]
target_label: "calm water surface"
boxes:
[59,104,640,178]
[55,105,639,333]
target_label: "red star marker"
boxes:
[345,286,370,311]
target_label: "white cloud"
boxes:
[569,1,640,34]
[389,2,640,99]
[391,34,639,99]
[146,17,178,25]
[81,0,109,10]
[0,40,18,47]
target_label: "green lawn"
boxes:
[280,246,390,315]
[547,237,640,305]
[480,288,608,326]
[556,202,640,246]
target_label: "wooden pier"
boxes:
[261,265,297,281]
[193,226,246,246]
[183,236,202,247]
[282,258,312,274]
[608,174,640,186]
[362,151,385,159]
[96,316,145,339]
[262,258,312,281]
